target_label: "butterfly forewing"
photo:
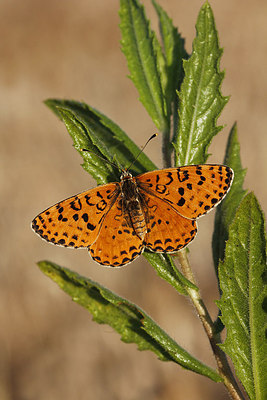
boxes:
[32,183,119,248]
[137,165,233,220]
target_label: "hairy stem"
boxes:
[176,249,245,400]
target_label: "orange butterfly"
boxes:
[32,163,233,266]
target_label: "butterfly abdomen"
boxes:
[127,201,147,240]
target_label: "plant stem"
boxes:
[176,249,245,400]
[171,95,179,163]
[162,128,172,168]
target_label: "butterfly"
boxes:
[32,163,233,267]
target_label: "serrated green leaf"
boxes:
[213,123,247,271]
[174,2,228,166]
[218,193,267,400]
[38,260,221,382]
[45,99,156,180]
[119,0,168,132]
[213,124,247,333]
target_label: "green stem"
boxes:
[171,95,179,162]
[176,249,245,400]
[162,128,172,168]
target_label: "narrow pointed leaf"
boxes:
[213,123,247,271]
[119,0,168,131]
[218,193,267,400]
[174,2,228,166]
[152,0,188,111]
[38,260,221,382]
[45,99,156,178]
[144,251,198,294]
[57,108,117,185]
[141,314,221,382]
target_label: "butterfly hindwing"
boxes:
[137,165,233,220]
[140,192,197,252]
[32,183,120,248]
[89,197,144,267]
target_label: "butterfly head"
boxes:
[120,169,133,181]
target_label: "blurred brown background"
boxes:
[1,0,266,399]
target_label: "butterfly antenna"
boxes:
[80,148,122,172]
[126,133,158,172]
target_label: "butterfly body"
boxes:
[32,164,233,267]
[119,171,148,240]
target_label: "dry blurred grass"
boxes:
[0,0,266,399]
